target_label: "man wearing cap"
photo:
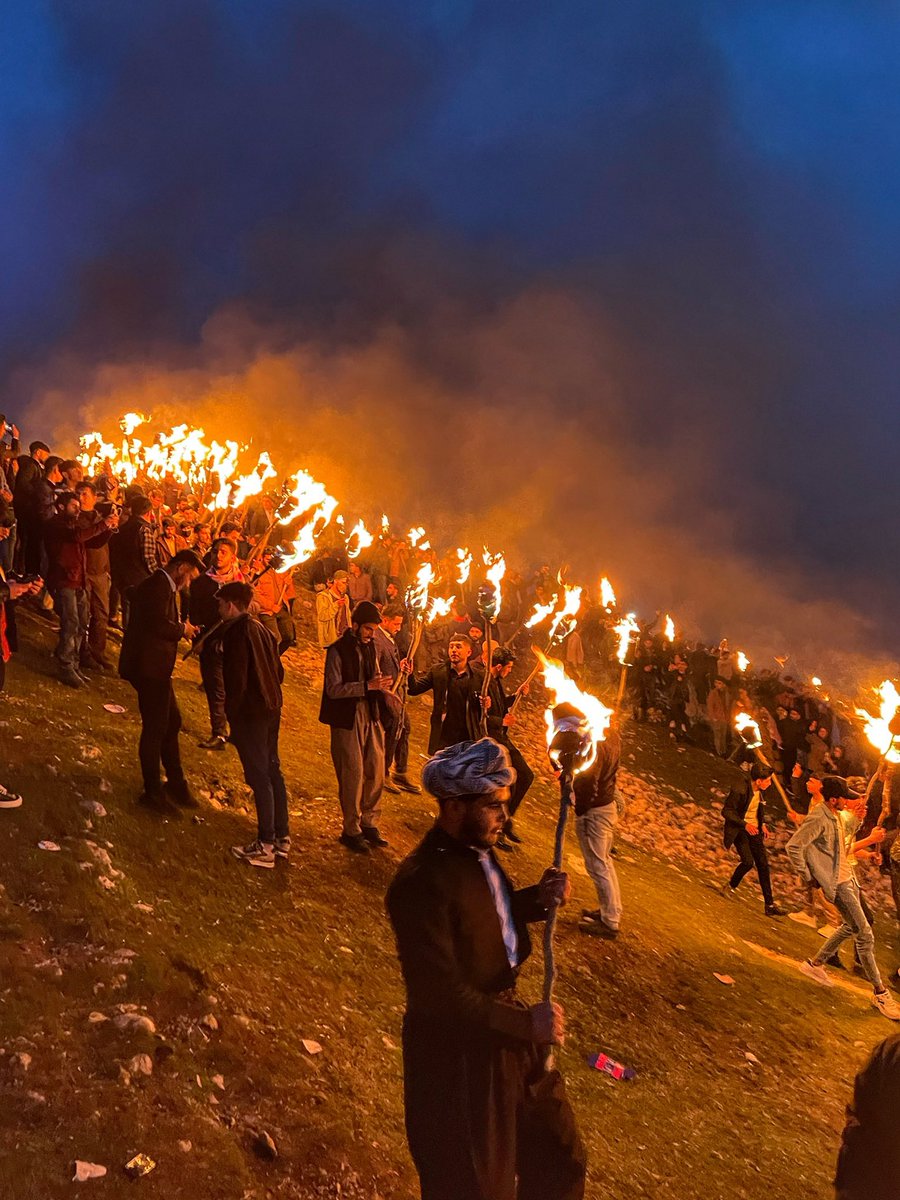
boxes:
[119,549,203,814]
[386,738,586,1200]
[316,569,350,649]
[788,776,900,1020]
[407,633,485,753]
[721,763,787,918]
[319,599,395,853]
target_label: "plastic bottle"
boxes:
[587,1052,635,1081]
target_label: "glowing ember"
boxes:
[734,711,762,749]
[599,576,617,610]
[856,681,900,764]
[664,614,675,642]
[537,650,613,775]
[456,547,473,585]
[613,613,640,665]
[811,676,822,687]
[736,651,749,673]
[346,518,374,559]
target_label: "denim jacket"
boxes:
[786,803,859,902]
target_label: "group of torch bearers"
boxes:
[3,411,898,1196]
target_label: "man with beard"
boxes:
[319,599,394,853]
[407,633,485,753]
[118,549,203,814]
[385,738,586,1200]
[189,537,247,751]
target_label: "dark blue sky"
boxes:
[2,1,899,666]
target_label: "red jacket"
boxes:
[44,515,112,591]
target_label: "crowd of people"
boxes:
[1,413,897,1197]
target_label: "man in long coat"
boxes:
[386,738,586,1200]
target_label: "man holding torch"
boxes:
[386,738,586,1200]
[721,764,787,917]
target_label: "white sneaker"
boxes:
[872,990,900,1021]
[799,959,834,988]
[231,840,275,869]
[787,911,817,928]
[0,784,23,809]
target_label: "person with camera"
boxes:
[385,738,586,1200]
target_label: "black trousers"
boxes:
[506,741,535,817]
[260,611,296,655]
[230,712,289,844]
[199,641,227,736]
[729,829,773,905]
[403,1016,586,1200]
[133,678,185,793]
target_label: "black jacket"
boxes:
[408,661,485,754]
[221,613,283,725]
[836,1034,900,1200]
[722,779,767,848]
[118,570,185,682]
[110,515,153,591]
[12,455,42,515]
[386,825,548,1042]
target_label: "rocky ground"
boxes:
[0,605,896,1198]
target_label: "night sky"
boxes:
[3,2,899,678]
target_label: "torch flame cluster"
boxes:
[734,711,762,749]
[537,650,613,774]
[613,613,641,665]
[856,682,900,765]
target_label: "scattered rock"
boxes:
[301,1039,323,1056]
[113,1013,156,1035]
[10,1051,32,1071]
[127,1053,153,1077]
[99,779,112,794]
[744,1052,761,1065]
[713,974,735,986]
[37,841,61,852]
[80,800,107,817]
[211,1073,225,1090]
[134,903,154,914]
[73,1161,107,1182]
[178,1141,192,1153]
[88,1012,108,1024]
[199,1013,219,1032]
[253,1130,278,1160]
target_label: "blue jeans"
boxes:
[814,878,883,990]
[576,803,623,929]
[230,712,289,845]
[54,587,89,671]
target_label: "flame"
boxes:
[547,585,582,644]
[811,676,822,687]
[737,650,749,672]
[119,412,148,436]
[346,518,374,559]
[381,513,390,531]
[734,711,762,749]
[482,549,506,620]
[456,547,473,585]
[525,598,557,629]
[405,561,435,615]
[613,613,640,665]
[409,526,427,548]
[599,576,617,610]
[664,614,675,642]
[537,650,613,775]
[425,594,455,623]
[275,469,339,569]
[856,681,900,764]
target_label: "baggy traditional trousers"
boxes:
[330,703,384,836]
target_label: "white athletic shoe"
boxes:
[799,959,834,988]
[872,990,900,1021]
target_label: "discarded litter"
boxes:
[124,1153,156,1178]
[713,973,735,986]
[73,1161,107,1182]
[103,704,126,715]
[587,1052,635,1081]
[301,1038,323,1055]
[38,841,61,852]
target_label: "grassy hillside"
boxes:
[0,606,894,1198]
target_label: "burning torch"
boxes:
[733,711,798,819]
[613,613,640,712]
[477,551,506,736]
[856,681,900,820]
[539,651,613,1070]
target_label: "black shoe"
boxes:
[826,955,847,971]
[393,774,421,794]
[382,779,401,794]
[765,904,787,918]
[60,669,85,689]
[199,735,227,751]
[165,779,199,808]
[581,908,603,921]
[504,821,523,845]
[579,917,619,939]
[339,833,370,854]
[138,789,181,818]
[362,827,389,848]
